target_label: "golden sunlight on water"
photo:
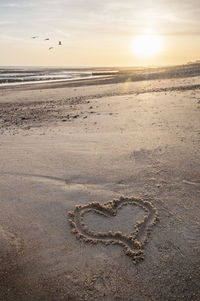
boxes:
[132,34,163,58]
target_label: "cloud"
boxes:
[0,0,199,42]
[0,20,17,25]
[0,32,25,42]
[1,2,34,8]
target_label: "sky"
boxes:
[0,0,200,66]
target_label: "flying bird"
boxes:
[31,36,39,39]
[49,47,54,50]
[58,41,62,45]
[44,38,50,41]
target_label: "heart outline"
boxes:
[68,196,159,263]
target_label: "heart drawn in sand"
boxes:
[68,196,159,263]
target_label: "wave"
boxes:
[0,67,117,86]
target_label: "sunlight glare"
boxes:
[133,34,163,58]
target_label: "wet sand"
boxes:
[0,68,200,300]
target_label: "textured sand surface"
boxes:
[0,72,200,300]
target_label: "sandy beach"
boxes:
[0,66,200,300]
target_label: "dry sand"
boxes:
[0,71,200,300]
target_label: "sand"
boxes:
[0,69,200,300]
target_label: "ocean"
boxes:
[0,66,116,86]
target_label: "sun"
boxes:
[133,34,163,58]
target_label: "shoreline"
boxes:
[0,75,112,88]
[1,62,200,91]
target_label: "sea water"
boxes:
[0,66,114,86]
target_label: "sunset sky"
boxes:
[0,0,199,66]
